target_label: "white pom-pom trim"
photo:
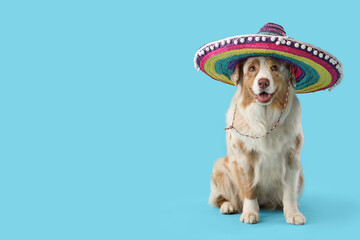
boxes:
[329,59,337,65]
[215,42,219,48]
[307,47,312,52]
[325,55,330,60]
[294,43,300,48]
[271,36,276,41]
[248,37,253,41]
[227,39,231,44]
[255,37,260,41]
[221,40,226,46]
[240,38,245,43]
[262,36,266,41]
[234,39,238,44]
[313,50,318,55]
[276,41,280,45]
[301,44,306,49]
[210,46,214,51]
[319,53,323,58]
[286,41,291,46]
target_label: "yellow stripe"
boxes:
[203,48,332,93]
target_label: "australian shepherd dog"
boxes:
[209,56,306,225]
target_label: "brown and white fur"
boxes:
[209,56,306,225]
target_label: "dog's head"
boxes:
[231,56,296,107]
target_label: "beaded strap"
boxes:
[225,81,290,139]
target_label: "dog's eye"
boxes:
[271,65,278,71]
[249,66,256,72]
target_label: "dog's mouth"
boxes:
[254,91,274,103]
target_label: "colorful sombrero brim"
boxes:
[194,34,343,93]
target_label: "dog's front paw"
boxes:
[240,212,260,224]
[220,201,236,214]
[285,212,306,225]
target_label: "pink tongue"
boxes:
[257,93,271,102]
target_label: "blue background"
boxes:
[0,0,359,239]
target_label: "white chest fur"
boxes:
[225,91,303,205]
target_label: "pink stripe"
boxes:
[199,43,338,90]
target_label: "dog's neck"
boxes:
[231,86,295,135]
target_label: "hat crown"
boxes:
[258,23,286,36]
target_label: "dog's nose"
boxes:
[258,78,270,89]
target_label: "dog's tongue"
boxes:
[256,92,272,103]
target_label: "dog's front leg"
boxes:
[231,160,259,224]
[241,194,259,224]
[283,154,306,225]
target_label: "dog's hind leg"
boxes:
[209,156,241,214]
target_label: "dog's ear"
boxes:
[286,63,296,87]
[231,62,244,86]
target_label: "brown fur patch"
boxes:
[265,58,289,111]
[232,161,256,200]
[294,135,302,150]
[298,170,304,195]
[240,59,259,108]
[236,139,258,167]
[238,140,257,199]
[231,62,244,86]
[222,156,231,172]
[211,157,231,189]
[286,134,303,169]
[212,171,227,190]
[231,140,258,200]
[211,157,238,208]
[218,198,227,207]
[295,135,304,194]
[285,134,304,194]
[295,134,303,169]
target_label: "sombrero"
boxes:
[194,23,343,93]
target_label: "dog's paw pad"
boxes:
[220,202,236,214]
[240,212,260,224]
[285,212,306,225]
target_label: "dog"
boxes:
[208,56,306,225]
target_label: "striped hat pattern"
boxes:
[194,23,343,93]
